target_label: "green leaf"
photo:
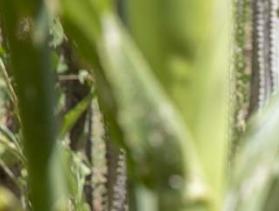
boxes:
[59,89,95,138]
[0,1,67,210]
[127,1,232,209]
[60,1,209,209]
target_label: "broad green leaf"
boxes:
[127,1,232,209]
[0,1,67,210]
[125,0,232,210]
[60,1,210,209]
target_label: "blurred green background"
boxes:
[0,0,279,211]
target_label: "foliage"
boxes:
[0,0,278,211]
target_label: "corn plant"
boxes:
[0,0,279,211]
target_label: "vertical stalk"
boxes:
[230,0,251,168]
[0,1,62,210]
[249,0,279,115]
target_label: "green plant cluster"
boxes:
[0,0,278,211]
